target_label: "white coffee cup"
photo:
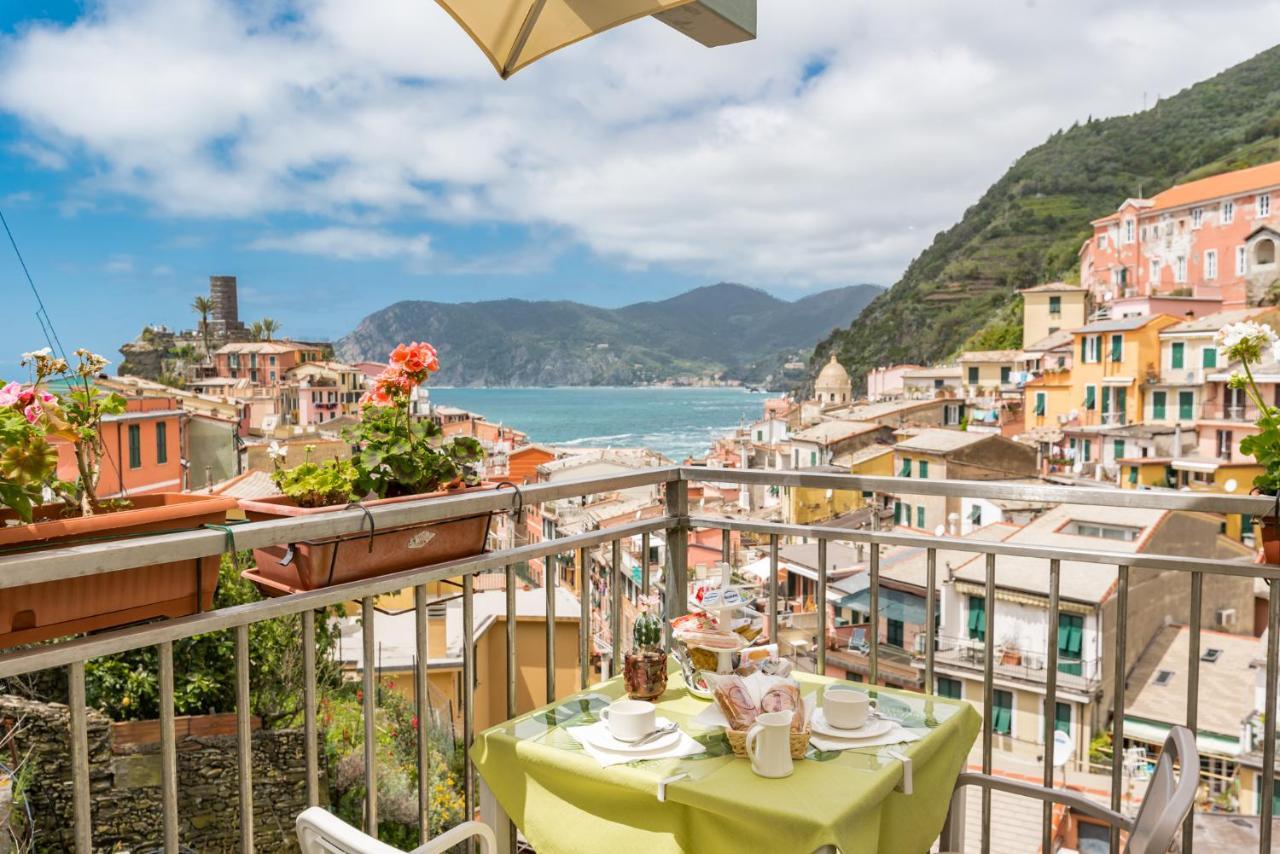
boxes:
[600,699,657,742]
[823,685,872,730]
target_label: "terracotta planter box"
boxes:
[1262,518,1280,565]
[237,484,494,596]
[0,493,237,650]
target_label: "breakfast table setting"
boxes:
[473,601,981,854]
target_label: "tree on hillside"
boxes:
[191,296,215,357]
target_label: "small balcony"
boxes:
[0,468,1276,853]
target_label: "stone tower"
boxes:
[208,275,246,338]
[814,354,852,405]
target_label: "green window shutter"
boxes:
[968,366,979,384]
[1110,334,1122,362]
[938,677,962,700]
[1152,391,1166,419]
[1055,702,1071,734]
[993,690,1013,734]
[1084,386,1095,410]
[1244,513,1255,535]
[918,460,929,479]
[1049,296,1061,314]
[1081,337,1088,362]
[1000,366,1011,384]
[1179,391,1194,420]
[155,422,167,465]
[1114,439,1125,461]
[894,501,902,524]
[1203,347,1217,369]
[1083,440,1092,461]
[916,506,925,529]
[1129,465,1138,484]
[1058,613,1084,676]
[887,619,904,647]
[1035,393,1046,416]
[1115,387,1126,423]
[968,596,986,641]
[127,425,142,469]
[1172,342,1184,369]
[900,458,911,477]
[810,451,817,466]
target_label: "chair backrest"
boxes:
[296,806,498,854]
[1124,725,1199,854]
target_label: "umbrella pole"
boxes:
[503,0,549,78]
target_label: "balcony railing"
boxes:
[932,634,1103,694]
[0,467,1277,853]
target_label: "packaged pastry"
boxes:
[759,682,806,732]
[712,675,759,731]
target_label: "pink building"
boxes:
[864,364,921,401]
[1081,160,1280,309]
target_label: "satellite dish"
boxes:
[1052,730,1075,769]
[934,524,946,537]
[1224,478,1239,493]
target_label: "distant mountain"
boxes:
[813,44,1280,391]
[337,283,882,387]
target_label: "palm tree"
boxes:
[249,320,265,341]
[192,296,214,358]
[259,318,281,341]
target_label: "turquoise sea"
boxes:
[425,386,768,461]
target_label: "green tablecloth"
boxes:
[473,671,980,854]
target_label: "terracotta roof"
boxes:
[1149,160,1280,213]
[1023,329,1075,353]
[1019,282,1084,294]
[1076,315,1166,334]
[790,420,880,445]
[958,350,1021,363]
[1165,307,1271,335]
[893,428,988,454]
[1127,624,1258,738]
[215,341,310,355]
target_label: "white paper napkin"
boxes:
[564,721,705,768]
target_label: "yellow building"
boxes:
[958,350,1021,398]
[1068,314,1180,428]
[1020,282,1089,348]
[1022,368,1075,432]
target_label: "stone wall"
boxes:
[0,696,321,853]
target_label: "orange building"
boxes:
[55,397,185,498]
[1081,160,1280,308]
[506,444,557,484]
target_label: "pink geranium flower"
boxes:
[0,381,21,408]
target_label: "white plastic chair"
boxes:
[946,726,1198,854]
[296,807,497,854]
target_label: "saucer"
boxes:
[582,717,682,753]
[810,710,894,740]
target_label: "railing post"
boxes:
[1042,559,1061,854]
[981,552,995,854]
[925,547,937,695]
[1184,572,1202,854]
[610,539,623,679]
[302,609,320,809]
[159,640,179,853]
[816,538,827,676]
[1110,565,1129,854]
[664,478,689,643]
[235,624,254,854]
[642,531,652,597]
[1260,582,1279,854]
[769,534,780,647]
[68,660,91,854]
[869,543,880,686]
[939,782,967,853]
[579,547,591,689]
[547,554,558,704]
[416,584,433,844]
[361,596,378,837]
[463,573,476,823]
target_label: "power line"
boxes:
[0,205,67,361]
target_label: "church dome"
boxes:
[815,354,852,404]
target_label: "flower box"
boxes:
[237,484,494,596]
[0,493,237,649]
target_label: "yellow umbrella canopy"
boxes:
[437,0,755,79]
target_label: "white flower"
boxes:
[20,347,51,362]
[1216,321,1280,365]
[267,441,287,461]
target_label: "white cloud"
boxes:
[248,227,431,262]
[103,254,135,274]
[1,0,1279,287]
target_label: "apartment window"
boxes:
[1191,207,1204,229]
[1224,201,1235,224]
[937,677,962,700]
[1216,430,1233,461]
[1261,193,1272,217]
[1179,391,1195,420]
[887,618,904,648]
[155,421,167,465]
[1084,385,1096,411]
[967,596,986,642]
[1205,249,1218,280]
[900,457,911,478]
[1129,464,1139,484]
[1000,366,1011,384]
[127,424,142,469]
[970,504,983,526]
[1070,521,1140,541]
[1171,342,1185,370]
[1081,335,1102,364]
[918,460,929,479]
[1202,347,1217,369]
[1114,439,1125,461]
[916,505,925,529]
[1150,258,1161,281]
[1055,702,1072,735]
[1110,334,1123,362]
[1124,219,1134,243]
[809,451,817,467]
[1058,612,1084,677]
[993,690,1013,735]
[1238,245,1249,275]
[756,430,763,441]
[1098,234,1108,250]
[1049,296,1061,316]
[1034,391,1046,416]
[269,355,276,365]
[967,366,979,385]
[1175,255,1187,282]
[1083,439,1092,462]
[1152,391,1166,420]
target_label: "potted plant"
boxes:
[0,348,236,649]
[1217,322,1280,562]
[238,342,493,595]
[623,608,668,701]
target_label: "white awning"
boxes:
[1102,376,1134,386]
[1171,458,1220,473]
[1123,717,1242,758]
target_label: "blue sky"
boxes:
[1,1,1278,374]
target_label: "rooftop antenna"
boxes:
[1,206,67,361]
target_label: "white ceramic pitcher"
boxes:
[745,710,794,778]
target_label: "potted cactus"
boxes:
[623,608,668,701]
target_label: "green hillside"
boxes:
[814,44,1280,391]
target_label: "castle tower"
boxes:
[815,354,852,405]
[208,275,247,338]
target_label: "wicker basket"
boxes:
[725,726,810,759]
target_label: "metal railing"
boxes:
[0,466,1277,854]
